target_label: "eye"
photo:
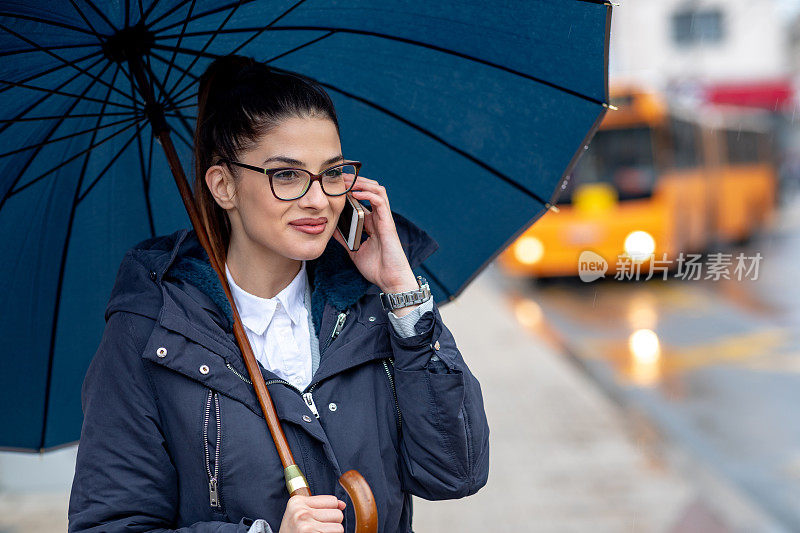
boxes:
[274,169,301,181]
[324,167,343,178]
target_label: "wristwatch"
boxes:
[379,275,431,311]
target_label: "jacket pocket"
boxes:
[203,388,223,512]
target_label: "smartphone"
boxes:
[336,192,366,251]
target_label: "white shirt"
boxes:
[225,260,312,391]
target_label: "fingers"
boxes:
[345,176,389,210]
[282,495,346,532]
[316,524,345,533]
[304,495,344,509]
[311,507,344,523]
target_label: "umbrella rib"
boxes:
[159,0,197,94]
[132,117,156,238]
[226,0,311,57]
[155,28,606,107]
[7,118,143,199]
[0,110,138,123]
[168,124,194,152]
[0,12,99,37]
[0,115,141,160]
[81,0,118,32]
[41,63,124,450]
[0,60,113,210]
[126,53,156,237]
[0,79,138,110]
[142,0,164,25]
[76,123,147,204]
[145,0,197,32]
[0,24,134,104]
[0,49,102,96]
[161,0,250,99]
[146,126,155,189]
[165,113,197,120]
[0,54,105,140]
[139,54,195,140]
[0,42,98,58]
[150,0,260,33]
[68,0,105,43]
[164,27,333,108]
[313,76,551,206]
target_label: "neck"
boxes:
[225,231,302,299]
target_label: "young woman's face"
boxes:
[222,116,347,261]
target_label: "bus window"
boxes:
[670,117,703,168]
[725,129,761,164]
[564,127,658,202]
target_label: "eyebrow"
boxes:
[262,154,344,168]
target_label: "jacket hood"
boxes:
[105,209,439,335]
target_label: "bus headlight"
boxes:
[624,230,655,261]
[514,236,545,265]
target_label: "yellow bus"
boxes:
[498,86,778,278]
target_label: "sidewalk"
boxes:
[411,265,755,532]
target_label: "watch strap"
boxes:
[380,276,431,311]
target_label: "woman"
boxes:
[68,54,489,533]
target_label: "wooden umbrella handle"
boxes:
[339,470,378,532]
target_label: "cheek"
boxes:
[239,184,288,231]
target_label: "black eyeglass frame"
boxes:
[217,159,362,201]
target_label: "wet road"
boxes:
[502,194,800,531]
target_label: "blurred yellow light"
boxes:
[629,329,661,365]
[514,236,544,265]
[624,230,655,261]
[574,182,617,215]
[626,293,658,330]
[513,298,543,329]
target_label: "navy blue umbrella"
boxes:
[0,0,611,452]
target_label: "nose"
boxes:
[297,178,328,208]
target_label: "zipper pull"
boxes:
[330,311,347,340]
[209,477,220,508]
[302,392,320,419]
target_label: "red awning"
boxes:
[706,80,793,110]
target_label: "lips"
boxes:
[289,217,327,235]
[289,217,327,226]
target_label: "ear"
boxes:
[205,164,237,210]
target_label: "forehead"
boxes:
[250,116,341,166]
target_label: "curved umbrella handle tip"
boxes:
[338,469,378,533]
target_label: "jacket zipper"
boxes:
[382,357,402,433]
[224,308,349,419]
[203,389,222,509]
[322,309,349,354]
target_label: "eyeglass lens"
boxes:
[273,164,357,200]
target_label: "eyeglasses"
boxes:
[217,159,362,201]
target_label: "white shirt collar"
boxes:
[224,260,307,335]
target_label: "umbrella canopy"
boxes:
[0,0,611,451]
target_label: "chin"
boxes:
[288,238,330,261]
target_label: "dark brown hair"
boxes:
[193,54,340,260]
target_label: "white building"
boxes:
[610,0,790,91]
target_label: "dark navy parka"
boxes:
[68,211,490,532]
